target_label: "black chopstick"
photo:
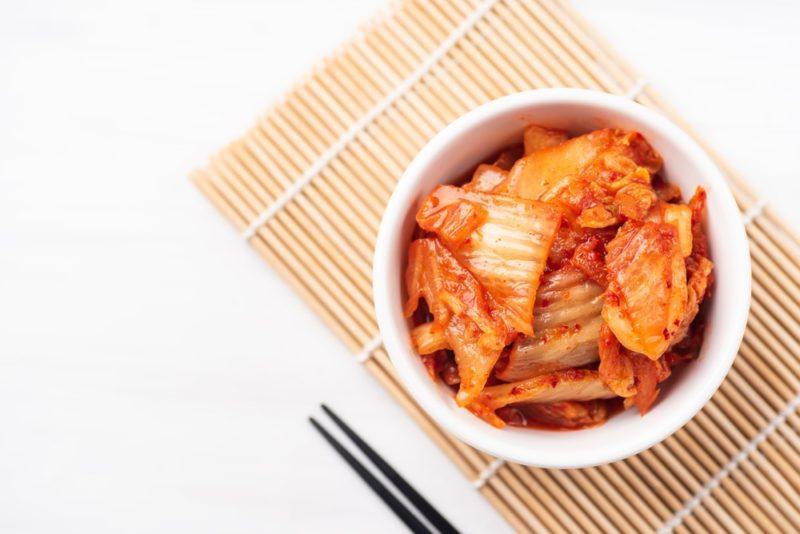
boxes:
[320,404,459,534]
[309,417,433,534]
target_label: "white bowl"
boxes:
[373,89,750,468]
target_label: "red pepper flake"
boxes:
[511,385,524,396]
[573,323,582,332]
[540,298,550,308]
[663,328,671,340]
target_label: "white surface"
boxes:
[374,89,750,469]
[1,0,798,532]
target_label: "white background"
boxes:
[2,1,799,532]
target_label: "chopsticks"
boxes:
[309,404,459,534]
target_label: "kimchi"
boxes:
[404,125,712,430]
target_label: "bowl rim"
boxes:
[373,88,751,468]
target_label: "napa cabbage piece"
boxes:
[569,233,611,287]
[500,318,603,381]
[469,369,615,428]
[567,134,662,227]
[671,188,713,346]
[404,238,507,406]
[648,202,693,258]
[446,314,504,406]
[507,128,624,201]
[410,322,448,355]
[626,354,671,414]
[614,182,658,221]
[523,124,569,156]
[598,323,635,397]
[534,268,604,330]
[496,267,603,381]
[575,202,619,229]
[676,254,711,344]
[598,324,671,414]
[417,185,560,336]
[511,401,609,429]
[662,203,693,257]
[546,213,585,271]
[404,238,448,327]
[686,188,711,270]
[463,163,510,194]
[642,188,713,348]
[580,131,662,190]
[546,209,614,282]
[686,188,710,262]
[602,220,688,359]
[508,129,662,229]
[404,238,504,345]
[413,187,487,245]
[479,369,615,407]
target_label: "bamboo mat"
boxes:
[190,0,800,531]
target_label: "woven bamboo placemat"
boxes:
[190,0,800,531]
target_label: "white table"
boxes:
[2,1,798,532]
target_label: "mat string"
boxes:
[742,198,768,226]
[355,334,383,363]
[472,458,505,489]
[659,391,800,533]
[624,78,649,101]
[240,0,501,240]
